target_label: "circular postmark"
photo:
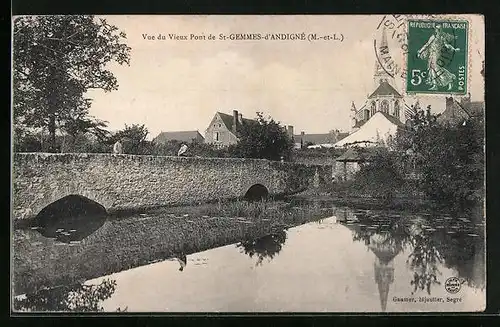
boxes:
[444,277,462,294]
[373,14,468,95]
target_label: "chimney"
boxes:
[238,113,243,124]
[287,125,294,139]
[445,97,454,110]
[232,110,238,134]
[300,131,305,148]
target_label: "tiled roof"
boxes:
[153,131,204,144]
[217,112,255,133]
[336,146,386,162]
[464,101,484,117]
[293,133,332,145]
[368,81,402,99]
[353,119,368,128]
[378,111,405,127]
[438,98,484,124]
[337,132,349,141]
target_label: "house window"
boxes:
[214,132,219,141]
[370,101,376,117]
[394,101,400,118]
[218,123,221,128]
[381,100,389,114]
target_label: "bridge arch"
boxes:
[244,184,269,201]
[21,183,115,221]
[32,194,109,243]
[36,194,106,221]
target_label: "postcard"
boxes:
[11,14,485,313]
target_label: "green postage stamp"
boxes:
[406,19,469,95]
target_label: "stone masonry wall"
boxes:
[12,153,318,220]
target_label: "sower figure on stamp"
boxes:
[417,24,460,91]
[113,139,124,154]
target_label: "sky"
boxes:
[86,15,485,140]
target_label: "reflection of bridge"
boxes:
[13,203,291,296]
[12,153,330,220]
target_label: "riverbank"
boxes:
[289,189,484,218]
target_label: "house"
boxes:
[335,146,387,181]
[293,130,349,149]
[153,131,204,144]
[204,110,255,147]
[437,95,484,125]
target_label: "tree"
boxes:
[392,108,484,210]
[233,112,294,161]
[59,112,110,152]
[13,16,131,152]
[111,124,150,154]
[349,148,405,204]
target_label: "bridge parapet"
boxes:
[12,153,322,220]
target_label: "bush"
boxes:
[349,151,405,203]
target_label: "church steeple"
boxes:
[374,27,395,89]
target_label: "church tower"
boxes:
[373,27,396,89]
[340,26,420,146]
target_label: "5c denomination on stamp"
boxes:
[406,19,468,95]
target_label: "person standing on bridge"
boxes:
[177,143,188,156]
[113,139,123,154]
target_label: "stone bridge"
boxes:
[12,153,330,221]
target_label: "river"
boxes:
[12,199,485,313]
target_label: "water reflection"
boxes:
[14,199,485,312]
[175,253,187,271]
[236,229,288,266]
[406,225,443,296]
[339,207,485,311]
[14,278,120,312]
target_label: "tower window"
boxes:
[381,100,389,114]
[370,101,376,117]
[214,132,219,141]
[394,101,400,118]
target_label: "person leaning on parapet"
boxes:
[113,139,124,154]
